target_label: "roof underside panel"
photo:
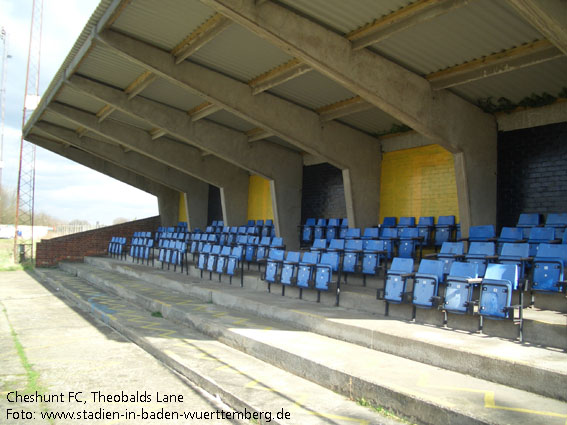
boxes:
[370,0,544,75]
[268,70,356,110]
[453,57,567,104]
[110,110,155,132]
[56,86,107,114]
[190,23,293,83]
[41,110,80,131]
[139,77,204,112]
[77,44,147,90]
[277,0,412,35]
[205,109,255,132]
[264,135,305,153]
[111,0,216,51]
[337,107,401,135]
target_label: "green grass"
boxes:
[0,239,34,271]
[151,311,163,318]
[356,398,416,425]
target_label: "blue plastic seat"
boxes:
[412,259,445,310]
[545,213,567,239]
[361,227,379,240]
[310,238,327,252]
[262,219,274,237]
[301,218,316,245]
[215,246,232,280]
[313,252,342,305]
[531,243,567,293]
[497,227,525,253]
[205,245,222,279]
[314,219,327,240]
[381,217,397,228]
[255,236,272,269]
[465,242,496,277]
[443,262,480,316]
[498,243,530,280]
[339,218,348,239]
[436,241,465,276]
[527,227,557,257]
[326,218,340,241]
[280,251,301,295]
[327,238,345,254]
[297,251,319,290]
[361,239,387,286]
[262,249,285,292]
[396,216,415,238]
[379,227,399,259]
[434,215,455,247]
[417,216,434,246]
[468,225,496,242]
[226,245,244,286]
[398,227,421,259]
[479,263,519,320]
[344,227,361,239]
[342,239,363,281]
[380,257,414,308]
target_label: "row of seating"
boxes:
[158,240,188,273]
[129,235,154,265]
[379,243,567,339]
[107,237,127,259]
[516,212,567,238]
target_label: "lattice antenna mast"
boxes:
[14,0,44,263]
[0,28,9,200]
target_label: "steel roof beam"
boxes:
[317,96,373,122]
[248,58,311,95]
[188,102,223,121]
[427,39,564,89]
[506,0,567,55]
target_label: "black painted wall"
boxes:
[497,122,567,228]
[301,163,347,222]
[207,185,223,225]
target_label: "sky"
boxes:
[1,0,159,225]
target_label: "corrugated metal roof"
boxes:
[77,44,147,90]
[111,0,215,51]
[278,0,412,35]
[337,107,401,136]
[371,0,544,75]
[206,109,255,132]
[268,70,356,110]
[190,23,293,83]
[453,57,567,104]
[139,77,204,112]
[56,86,107,114]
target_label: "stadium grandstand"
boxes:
[23,0,567,424]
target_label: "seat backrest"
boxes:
[389,257,414,273]
[500,243,529,258]
[207,234,217,242]
[220,246,231,256]
[211,244,221,255]
[400,227,419,239]
[319,252,340,270]
[301,251,319,264]
[517,213,539,227]
[364,239,386,252]
[398,217,415,227]
[345,227,361,239]
[467,242,495,256]
[259,236,271,245]
[265,219,273,226]
[305,218,316,226]
[440,241,464,255]
[382,216,397,227]
[536,243,567,264]
[327,218,340,227]
[499,227,523,240]
[256,220,264,226]
[545,213,567,227]
[484,263,517,285]
[229,226,238,233]
[268,248,285,261]
[316,218,327,227]
[345,239,363,251]
[247,235,259,244]
[312,239,327,250]
[271,237,284,247]
[418,216,434,227]
[362,227,379,239]
[236,235,248,245]
[469,225,495,241]
[238,226,247,234]
[437,215,455,226]
[202,243,212,254]
[247,220,255,226]
[328,239,345,250]
[341,218,348,227]
[286,251,301,262]
[529,226,555,242]
[231,245,243,258]
[417,259,444,281]
[380,227,398,239]
[448,261,478,278]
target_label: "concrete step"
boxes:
[104,255,567,349]
[50,262,567,425]
[85,256,567,395]
[33,267,405,425]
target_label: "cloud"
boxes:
[1,0,159,225]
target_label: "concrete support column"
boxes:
[271,165,303,251]
[220,181,249,227]
[157,187,180,227]
[342,159,381,229]
[184,180,209,231]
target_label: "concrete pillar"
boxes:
[270,167,303,251]
[184,180,209,231]
[343,160,381,229]
[157,187,179,226]
[220,182,249,227]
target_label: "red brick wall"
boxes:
[36,216,161,267]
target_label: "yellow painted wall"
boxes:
[380,144,459,223]
[247,175,274,221]
[178,192,188,223]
